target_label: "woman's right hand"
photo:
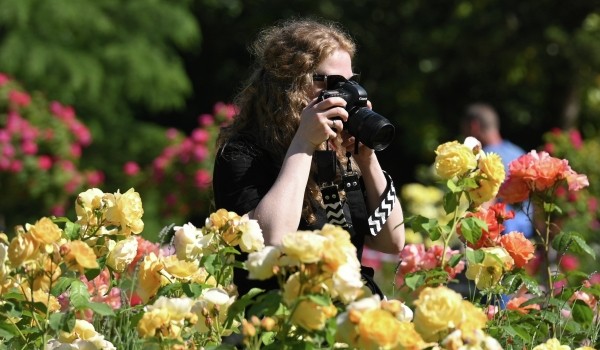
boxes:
[295,96,349,149]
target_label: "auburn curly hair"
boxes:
[217,18,358,223]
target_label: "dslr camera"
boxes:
[318,80,395,151]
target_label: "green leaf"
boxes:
[570,235,596,259]
[409,215,442,241]
[0,322,18,341]
[247,290,283,318]
[459,216,487,244]
[48,312,75,332]
[446,179,461,193]
[156,282,183,298]
[64,221,81,240]
[519,273,543,296]
[88,302,115,316]
[552,232,595,259]
[69,280,91,309]
[504,324,532,342]
[201,254,218,276]
[447,253,463,267]
[182,283,204,298]
[571,300,593,326]
[443,192,458,213]
[305,294,331,307]
[465,248,485,264]
[261,331,276,346]
[51,277,77,297]
[404,271,426,291]
[225,288,265,328]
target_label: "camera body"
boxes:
[318,80,395,151]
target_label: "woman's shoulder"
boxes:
[217,132,264,161]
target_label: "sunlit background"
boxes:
[1,0,599,284]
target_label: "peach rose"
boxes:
[499,231,535,268]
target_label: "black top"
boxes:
[213,133,377,297]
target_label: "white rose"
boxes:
[238,215,264,253]
[106,236,138,272]
[173,222,201,260]
[75,188,105,226]
[245,246,281,280]
[332,261,364,303]
[347,294,381,313]
[148,296,194,321]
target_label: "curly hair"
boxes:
[217,18,358,223]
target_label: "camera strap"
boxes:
[315,148,349,228]
[315,147,397,237]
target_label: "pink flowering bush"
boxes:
[121,102,235,227]
[0,73,101,228]
[542,128,600,259]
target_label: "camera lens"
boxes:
[346,108,395,151]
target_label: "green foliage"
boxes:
[0,0,201,231]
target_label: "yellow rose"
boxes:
[32,256,62,291]
[162,255,201,280]
[138,308,171,338]
[321,239,348,272]
[319,224,353,248]
[281,231,327,264]
[291,299,337,331]
[62,240,99,274]
[105,188,144,235]
[356,309,404,350]
[207,209,240,230]
[413,286,464,342]
[479,153,506,184]
[28,217,62,246]
[75,188,106,226]
[136,253,164,303]
[24,288,60,313]
[8,233,40,267]
[465,247,514,290]
[106,236,138,272]
[468,177,502,207]
[434,141,477,179]
[0,243,8,281]
[457,300,488,338]
[283,272,303,305]
[533,338,571,350]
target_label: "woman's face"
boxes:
[311,49,354,99]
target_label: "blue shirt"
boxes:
[484,141,534,238]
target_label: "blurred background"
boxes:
[1,0,599,273]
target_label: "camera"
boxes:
[318,80,395,151]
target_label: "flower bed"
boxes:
[0,137,598,349]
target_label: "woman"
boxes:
[213,18,405,297]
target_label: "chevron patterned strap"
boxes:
[368,171,397,236]
[321,184,348,227]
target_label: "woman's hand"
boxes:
[295,96,349,149]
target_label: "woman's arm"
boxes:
[249,97,349,246]
[344,140,405,254]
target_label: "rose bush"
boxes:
[0,135,598,349]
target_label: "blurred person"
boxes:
[212,18,405,298]
[462,102,534,238]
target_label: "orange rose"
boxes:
[506,296,540,314]
[498,176,530,204]
[499,232,535,268]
